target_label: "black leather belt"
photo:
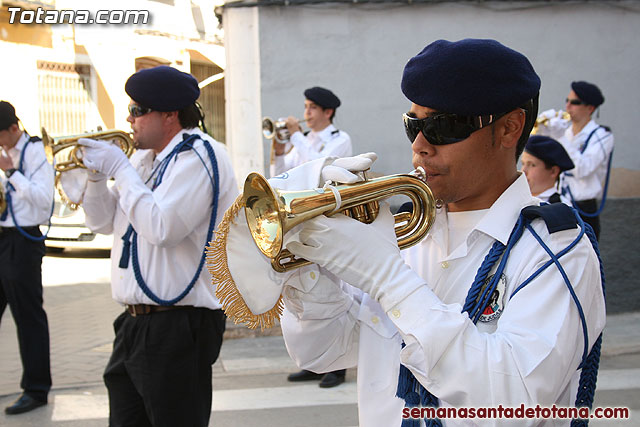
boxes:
[125,304,191,317]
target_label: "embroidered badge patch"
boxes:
[478,273,507,323]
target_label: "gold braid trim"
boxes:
[206,195,284,330]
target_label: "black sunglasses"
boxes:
[403,112,506,145]
[566,98,585,106]
[128,104,153,118]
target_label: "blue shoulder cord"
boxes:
[397,208,605,427]
[118,133,219,306]
[2,135,55,241]
[563,126,613,218]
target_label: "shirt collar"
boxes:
[312,124,337,142]
[155,127,200,164]
[474,173,538,245]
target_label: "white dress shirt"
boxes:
[83,128,238,309]
[559,120,614,201]
[281,173,606,427]
[0,132,54,227]
[270,124,352,176]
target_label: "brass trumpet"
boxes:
[262,117,307,144]
[42,128,135,172]
[243,167,437,272]
[42,128,135,209]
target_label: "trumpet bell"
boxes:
[244,173,284,258]
[243,168,437,272]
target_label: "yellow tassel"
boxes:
[206,195,284,330]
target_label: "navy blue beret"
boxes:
[0,101,19,131]
[125,66,200,112]
[525,135,574,172]
[571,81,604,107]
[401,39,541,116]
[304,86,341,109]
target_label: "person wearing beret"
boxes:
[274,39,605,426]
[522,135,574,205]
[270,86,352,387]
[558,81,614,241]
[270,86,352,177]
[78,66,238,426]
[0,101,54,415]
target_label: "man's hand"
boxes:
[322,152,378,184]
[285,116,301,135]
[284,202,425,308]
[78,138,131,180]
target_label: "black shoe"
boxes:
[287,369,323,382]
[319,371,346,388]
[5,394,47,415]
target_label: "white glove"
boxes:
[539,108,558,120]
[284,202,425,309]
[322,152,378,184]
[79,138,131,180]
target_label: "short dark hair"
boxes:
[515,95,539,160]
[0,101,19,131]
[178,103,203,129]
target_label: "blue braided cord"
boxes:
[510,210,585,298]
[461,240,505,313]
[563,149,613,219]
[571,214,605,425]
[125,135,220,305]
[4,138,55,241]
[469,216,527,323]
[523,221,589,368]
[118,224,134,268]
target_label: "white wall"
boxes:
[224,1,640,194]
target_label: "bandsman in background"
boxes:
[521,135,574,205]
[0,101,54,415]
[270,86,352,180]
[558,81,614,240]
[79,66,238,427]
[272,85,352,388]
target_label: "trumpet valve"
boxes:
[344,200,379,224]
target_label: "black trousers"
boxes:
[0,227,51,402]
[575,199,600,241]
[104,307,226,427]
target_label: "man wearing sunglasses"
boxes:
[274,39,605,426]
[558,81,613,240]
[77,66,238,427]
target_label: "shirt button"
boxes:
[392,309,401,318]
[371,316,380,324]
[441,261,449,269]
[310,272,316,280]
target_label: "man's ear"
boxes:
[551,165,561,181]
[500,109,525,149]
